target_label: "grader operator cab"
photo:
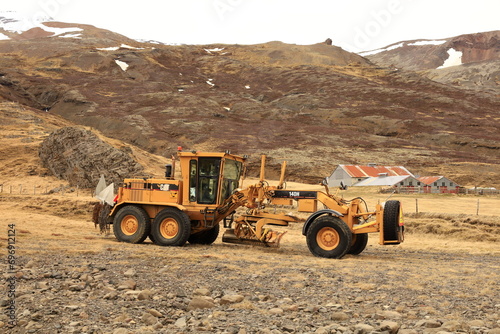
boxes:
[96,151,404,259]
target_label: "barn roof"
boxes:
[340,165,413,178]
[417,176,443,185]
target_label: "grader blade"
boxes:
[222,229,286,248]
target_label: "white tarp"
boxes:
[94,174,107,197]
[97,183,115,206]
[94,175,115,205]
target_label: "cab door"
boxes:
[189,157,221,205]
[219,158,243,203]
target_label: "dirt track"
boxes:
[1,194,499,334]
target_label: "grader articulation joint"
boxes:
[95,151,404,259]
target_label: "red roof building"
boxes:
[328,164,414,187]
[417,176,460,193]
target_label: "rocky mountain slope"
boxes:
[0,14,499,187]
[0,100,169,192]
[362,31,500,93]
[39,127,144,188]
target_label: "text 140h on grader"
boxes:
[94,151,404,259]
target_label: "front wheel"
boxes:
[306,215,352,259]
[348,233,368,255]
[151,208,191,246]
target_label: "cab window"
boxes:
[220,159,242,202]
[189,160,197,202]
[198,158,221,204]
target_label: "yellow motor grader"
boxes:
[97,151,404,258]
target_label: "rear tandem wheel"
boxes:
[113,205,151,244]
[151,207,191,246]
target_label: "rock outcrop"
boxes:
[39,126,144,188]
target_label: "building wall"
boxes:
[396,177,460,194]
[395,176,422,188]
[328,167,361,187]
[427,177,459,193]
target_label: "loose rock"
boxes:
[187,296,216,310]
[220,294,245,305]
[331,311,350,321]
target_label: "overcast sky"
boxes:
[4,0,500,52]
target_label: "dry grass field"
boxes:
[0,183,498,333]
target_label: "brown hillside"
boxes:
[0,23,499,188]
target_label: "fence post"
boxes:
[415,198,419,214]
[476,199,480,215]
[34,185,36,195]
[19,184,22,194]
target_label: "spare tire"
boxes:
[383,200,403,244]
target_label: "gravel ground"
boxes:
[1,232,499,334]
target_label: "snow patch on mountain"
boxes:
[205,47,225,54]
[97,44,145,51]
[59,33,82,39]
[408,40,446,46]
[0,11,50,33]
[359,42,404,56]
[136,39,181,46]
[359,39,448,57]
[43,25,83,37]
[0,32,9,40]
[0,11,81,38]
[115,59,129,71]
[437,48,463,69]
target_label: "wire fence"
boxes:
[2,183,498,217]
[0,183,92,197]
[381,186,499,195]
